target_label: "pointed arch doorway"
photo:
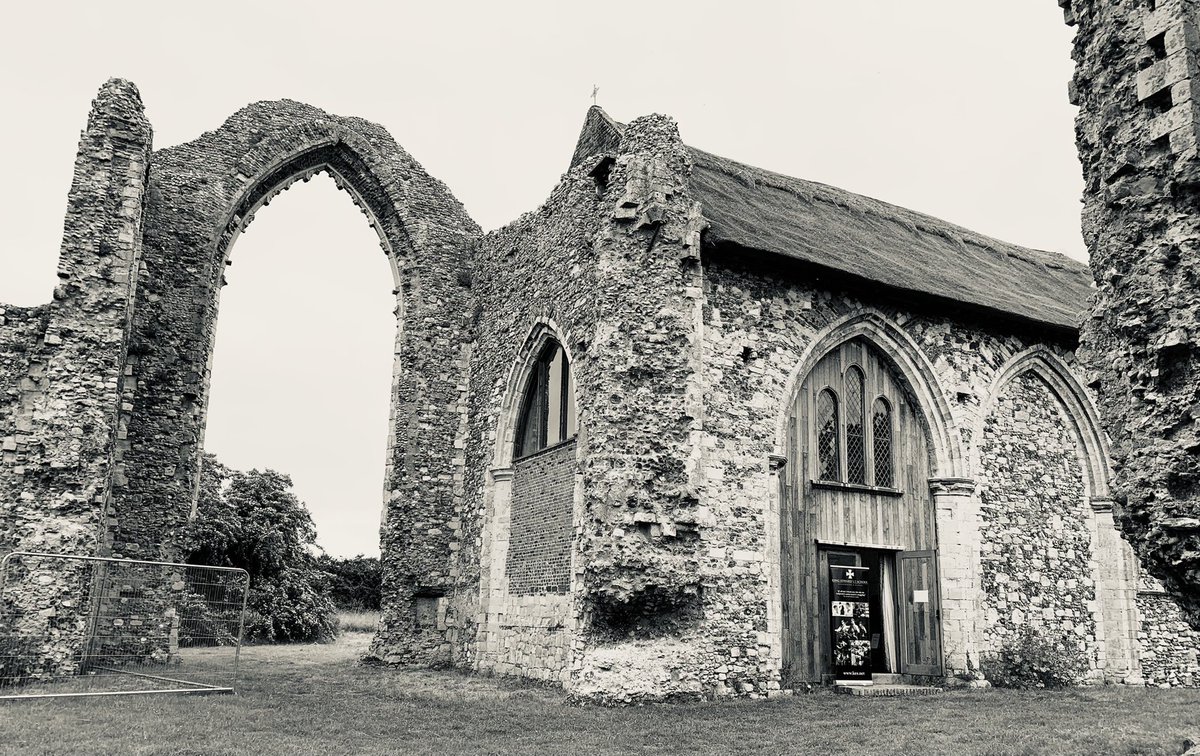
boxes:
[780,337,943,682]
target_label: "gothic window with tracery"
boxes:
[515,340,577,458]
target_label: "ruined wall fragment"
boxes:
[1062,0,1200,626]
[456,111,711,697]
[0,79,151,560]
[0,79,152,680]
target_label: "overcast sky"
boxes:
[0,2,1083,557]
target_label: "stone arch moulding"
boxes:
[490,316,583,472]
[109,97,481,594]
[978,346,1112,501]
[772,309,967,481]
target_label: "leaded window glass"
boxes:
[845,367,866,484]
[816,388,840,481]
[515,341,577,458]
[872,397,893,488]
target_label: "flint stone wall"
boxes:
[459,114,710,697]
[1137,574,1200,687]
[977,371,1099,670]
[697,255,1142,687]
[0,305,51,554]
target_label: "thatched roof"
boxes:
[690,149,1091,331]
[571,107,1093,332]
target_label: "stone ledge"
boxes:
[834,684,944,697]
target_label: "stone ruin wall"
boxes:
[0,80,154,678]
[1137,573,1200,686]
[450,113,713,699]
[1063,0,1200,627]
[0,305,51,556]
[450,144,607,684]
[0,80,483,683]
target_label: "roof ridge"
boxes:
[687,147,1085,274]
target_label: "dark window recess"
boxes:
[872,397,894,488]
[1148,32,1167,60]
[1144,87,1173,115]
[845,367,866,484]
[515,340,578,458]
[817,388,840,481]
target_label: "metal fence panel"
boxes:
[0,551,249,700]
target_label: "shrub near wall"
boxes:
[181,454,338,643]
[317,555,382,611]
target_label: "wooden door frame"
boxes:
[897,548,944,677]
[815,541,904,680]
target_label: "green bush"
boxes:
[316,554,382,611]
[180,454,339,644]
[979,627,1089,689]
[176,590,240,647]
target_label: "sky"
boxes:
[0,2,1083,557]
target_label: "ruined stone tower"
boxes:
[1059,0,1200,628]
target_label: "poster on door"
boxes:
[830,565,872,683]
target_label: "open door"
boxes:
[898,549,942,676]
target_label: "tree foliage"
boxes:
[316,554,382,610]
[181,454,339,644]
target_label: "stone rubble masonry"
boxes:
[0,79,153,676]
[462,112,710,698]
[1062,0,1200,628]
[4,78,1199,702]
[977,372,1099,675]
[0,79,151,559]
[695,255,1190,689]
[1137,574,1200,686]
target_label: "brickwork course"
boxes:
[1,74,1199,700]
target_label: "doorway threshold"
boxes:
[834,684,944,697]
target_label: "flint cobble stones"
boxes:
[978,371,1098,666]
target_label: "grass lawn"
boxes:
[1,631,1197,756]
[336,610,381,635]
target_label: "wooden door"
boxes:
[780,337,939,681]
[898,550,942,675]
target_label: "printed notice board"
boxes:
[830,565,872,684]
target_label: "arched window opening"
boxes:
[845,367,866,484]
[872,397,894,488]
[816,388,840,481]
[515,340,577,458]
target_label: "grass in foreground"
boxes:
[0,635,1197,756]
[337,609,381,634]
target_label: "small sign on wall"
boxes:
[912,589,929,604]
